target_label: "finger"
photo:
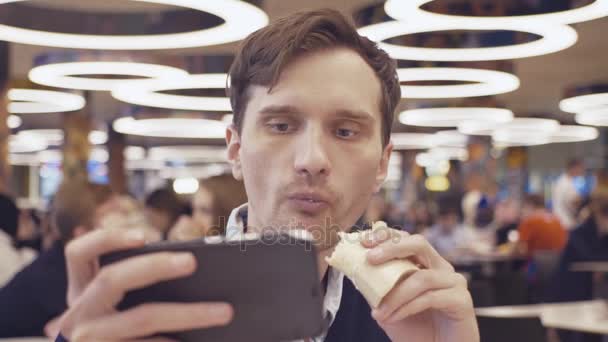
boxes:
[83,252,197,308]
[383,287,467,324]
[66,228,146,306]
[360,227,406,248]
[371,270,463,322]
[71,302,233,341]
[366,234,453,271]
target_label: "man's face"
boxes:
[226,48,392,250]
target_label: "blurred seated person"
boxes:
[550,187,608,342]
[16,208,43,252]
[0,193,36,287]
[494,198,520,246]
[0,181,112,337]
[551,187,608,303]
[424,202,475,259]
[144,187,186,239]
[515,193,567,258]
[169,174,247,241]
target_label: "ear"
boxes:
[373,142,393,193]
[226,124,243,181]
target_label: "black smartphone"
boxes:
[99,233,325,342]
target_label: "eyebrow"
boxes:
[259,105,374,122]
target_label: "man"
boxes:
[57,9,478,341]
[552,158,585,230]
[516,193,567,258]
[0,181,112,337]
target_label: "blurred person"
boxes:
[552,158,585,230]
[16,208,43,252]
[462,172,484,228]
[515,194,567,258]
[425,201,476,259]
[551,187,608,342]
[144,187,186,238]
[0,193,36,287]
[494,198,521,246]
[0,181,113,338]
[57,9,478,342]
[169,174,248,241]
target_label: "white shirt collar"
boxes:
[225,203,344,341]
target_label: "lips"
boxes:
[287,192,331,214]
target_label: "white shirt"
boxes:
[552,174,579,230]
[225,203,344,342]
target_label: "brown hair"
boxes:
[228,9,401,146]
[52,181,112,243]
[523,193,545,209]
[199,174,248,235]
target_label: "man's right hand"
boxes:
[59,228,234,341]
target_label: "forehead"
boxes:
[250,48,383,119]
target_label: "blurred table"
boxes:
[540,300,608,335]
[476,300,608,334]
[570,262,608,272]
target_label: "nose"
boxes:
[294,124,330,180]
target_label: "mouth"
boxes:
[287,192,331,215]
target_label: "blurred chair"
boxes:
[477,316,547,342]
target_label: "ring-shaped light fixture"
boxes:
[548,125,599,143]
[112,74,231,111]
[8,89,85,114]
[29,62,189,91]
[16,129,108,146]
[358,18,577,61]
[398,68,520,98]
[148,145,227,162]
[385,0,608,25]
[575,109,608,126]
[0,0,268,50]
[113,117,227,138]
[9,134,47,153]
[491,118,560,146]
[7,115,22,129]
[391,133,436,150]
[560,93,608,114]
[399,107,513,127]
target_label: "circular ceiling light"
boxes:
[148,145,227,162]
[549,125,599,143]
[399,107,513,127]
[385,0,608,25]
[9,134,47,153]
[112,74,231,111]
[433,130,469,148]
[391,132,436,150]
[458,120,503,136]
[398,68,520,98]
[492,129,552,146]
[29,62,189,91]
[7,115,22,129]
[575,109,608,126]
[429,147,469,161]
[559,93,608,113]
[491,118,560,146]
[113,117,227,139]
[16,129,108,146]
[8,89,85,114]
[124,146,146,161]
[37,148,109,163]
[0,0,268,50]
[358,19,577,61]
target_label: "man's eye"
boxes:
[268,122,291,133]
[336,128,357,138]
